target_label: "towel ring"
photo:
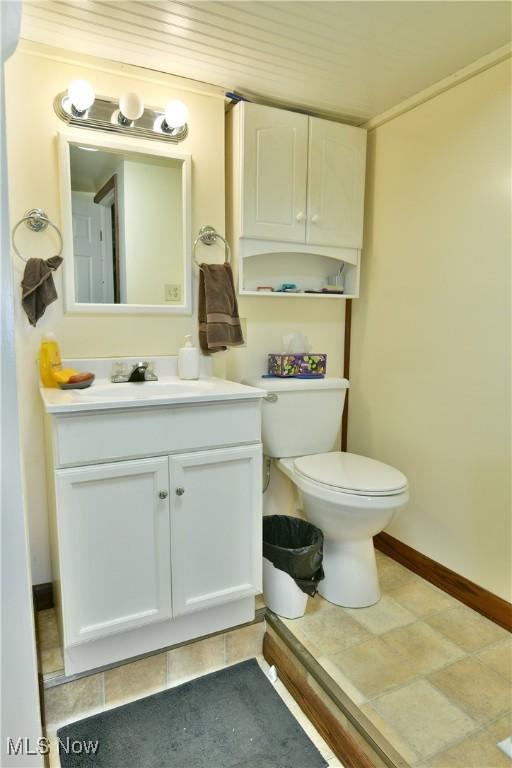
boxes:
[12,208,63,264]
[193,225,231,269]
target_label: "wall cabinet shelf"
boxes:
[226,101,366,298]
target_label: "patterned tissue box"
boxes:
[268,353,327,377]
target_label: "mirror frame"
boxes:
[58,129,192,314]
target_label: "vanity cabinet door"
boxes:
[307,117,366,249]
[169,445,262,617]
[56,457,172,647]
[241,102,308,242]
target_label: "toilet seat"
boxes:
[294,452,408,497]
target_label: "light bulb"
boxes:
[164,100,188,129]
[119,92,144,121]
[67,80,95,113]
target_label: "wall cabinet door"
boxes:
[56,457,172,646]
[170,445,262,617]
[242,103,308,242]
[307,117,367,248]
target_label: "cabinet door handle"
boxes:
[295,211,305,222]
[310,214,319,224]
[158,490,168,499]
[175,487,185,496]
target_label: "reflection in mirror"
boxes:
[69,144,184,306]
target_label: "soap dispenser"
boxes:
[178,334,200,380]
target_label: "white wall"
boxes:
[349,59,511,601]
[1,3,42,764]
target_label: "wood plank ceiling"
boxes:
[21,1,511,123]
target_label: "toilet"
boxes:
[247,376,409,608]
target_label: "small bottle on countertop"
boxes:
[178,334,200,380]
[39,331,62,388]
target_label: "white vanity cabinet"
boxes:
[44,390,263,675]
[226,101,367,297]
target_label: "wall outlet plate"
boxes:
[165,284,181,302]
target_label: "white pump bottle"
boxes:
[178,334,200,380]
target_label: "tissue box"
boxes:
[268,353,327,377]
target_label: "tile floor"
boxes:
[38,611,343,767]
[280,550,512,767]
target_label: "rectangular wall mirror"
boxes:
[58,131,191,314]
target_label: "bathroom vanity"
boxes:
[41,358,265,675]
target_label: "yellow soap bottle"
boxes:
[39,332,62,388]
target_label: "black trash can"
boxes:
[262,515,324,619]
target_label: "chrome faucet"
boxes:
[111,361,158,383]
[128,361,148,382]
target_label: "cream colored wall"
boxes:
[349,60,511,600]
[5,42,226,583]
[122,160,183,304]
[6,41,346,583]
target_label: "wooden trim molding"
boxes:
[32,582,54,612]
[375,532,512,632]
[264,632,378,768]
[341,298,352,452]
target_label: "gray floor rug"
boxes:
[57,658,329,768]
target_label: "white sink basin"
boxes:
[40,375,265,414]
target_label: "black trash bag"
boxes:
[263,515,324,596]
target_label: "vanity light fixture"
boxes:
[54,84,189,144]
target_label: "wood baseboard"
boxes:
[374,532,512,632]
[263,631,379,768]
[32,582,54,612]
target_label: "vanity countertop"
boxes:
[41,376,266,414]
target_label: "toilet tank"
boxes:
[245,377,349,457]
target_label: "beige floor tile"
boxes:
[486,711,512,743]
[344,595,416,635]
[225,622,265,664]
[388,580,456,618]
[255,594,266,610]
[38,609,60,651]
[41,645,65,676]
[429,713,512,767]
[372,679,475,760]
[361,703,421,766]
[381,622,465,675]
[476,639,512,683]
[426,607,508,652]
[104,653,166,708]
[44,674,103,727]
[327,637,417,699]
[289,607,372,655]
[377,554,418,592]
[318,655,367,706]
[167,634,225,685]
[428,657,512,725]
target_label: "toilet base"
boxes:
[319,538,380,608]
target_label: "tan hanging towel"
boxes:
[198,263,244,353]
[21,255,63,327]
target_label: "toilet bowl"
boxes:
[244,375,409,608]
[277,453,409,607]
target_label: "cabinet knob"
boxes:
[310,214,319,224]
[158,490,168,499]
[175,487,185,496]
[295,211,305,222]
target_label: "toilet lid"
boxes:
[294,452,408,496]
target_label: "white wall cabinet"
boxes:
[226,101,367,298]
[56,457,172,647]
[45,397,263,674]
